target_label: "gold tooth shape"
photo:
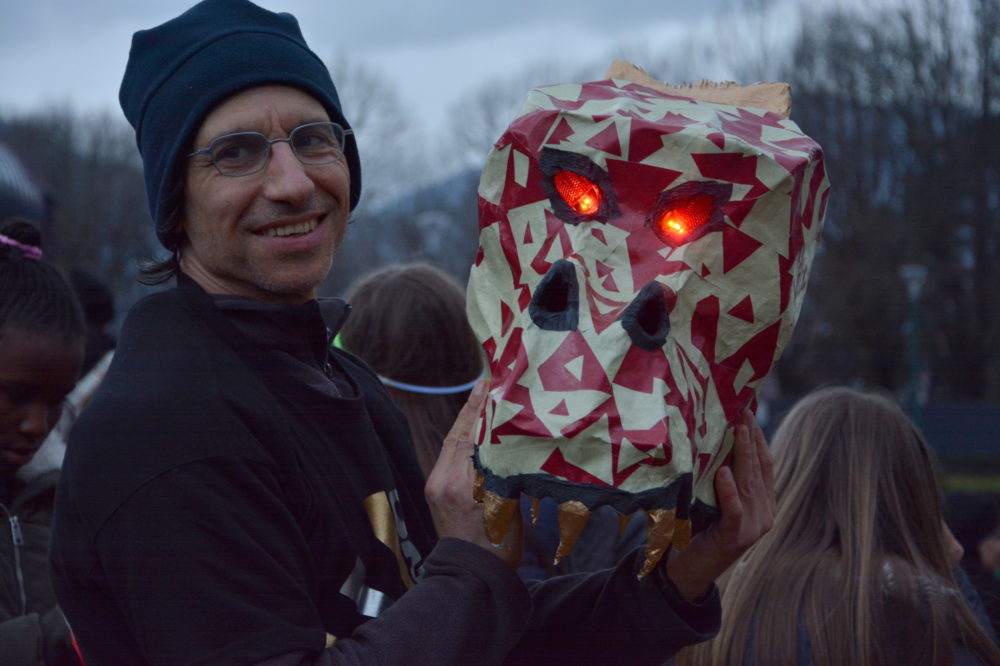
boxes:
[473,470,485,503]
[482,491,518,545]
[638,508,676,579]
[530,497,541,526]
[673,518,692,550]
[553,500,591,565]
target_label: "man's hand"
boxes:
[664,409,775,601]
[425,380,522,568]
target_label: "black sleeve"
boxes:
[95,459,531,666]
[505,548,721,666]
[0,607,77,666]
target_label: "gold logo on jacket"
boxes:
[363,489,422,588]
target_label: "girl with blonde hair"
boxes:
[679,386,1000,666]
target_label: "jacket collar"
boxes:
[176,273,351,372]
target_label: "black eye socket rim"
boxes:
[540,147,620,225]
[646,181,733,247]
[619,282,672,351]
[528,259,580,331]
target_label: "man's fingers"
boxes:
[730,420,757,499]
[712,465,743,536]
[441,380,487,450]
[741,410,765,492]
[751,416,775,497]
[429,380,487,493]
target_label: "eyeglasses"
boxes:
[187,121,352,177]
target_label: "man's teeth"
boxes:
[263,219,318,237]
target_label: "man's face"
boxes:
[181,85,351,304]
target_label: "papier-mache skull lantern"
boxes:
[467,62,828,576]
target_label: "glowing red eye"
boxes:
[655,194,714,239]
[554,170,601,215]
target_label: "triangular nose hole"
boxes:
[619,282,671,351]
[529,260,579,331]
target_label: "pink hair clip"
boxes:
[0,233,43,260]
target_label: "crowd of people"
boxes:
[0,0,998,664]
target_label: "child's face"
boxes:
[0,326,82,477]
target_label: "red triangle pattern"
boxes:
[522,223,533,244]
[500,300,515,336]
[586,123,622,156]
[693,152,769,198]
[701,264,711,278]
[722,199,756,228]
[585,290,627,335]
[540,447,611,486]
[550,399,570,416]
[537,331,612,393]
[698,452,713,476]
[546,116,575,145]
[722,227,764,273]
[605,158,682,225]
[727,296,754,323]
[595,260,613,279]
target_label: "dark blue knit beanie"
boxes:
[119,0,362,249]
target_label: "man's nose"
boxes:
[262,142,314,203]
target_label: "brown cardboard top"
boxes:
[605,60,792,118]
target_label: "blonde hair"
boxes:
[679,387,1000,666]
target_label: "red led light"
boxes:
[554,170,601,214]
[656,194,714,239]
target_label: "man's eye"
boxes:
[212,136,261,165]
[0,383,32,407]
[293,129,339,156]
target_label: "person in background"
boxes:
[678,387,1000,666]
[0,217,84,665]
[68,269,116,376]
[948,491,1000,642]
[338,263,482,478]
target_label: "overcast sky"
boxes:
[0,1,739,133]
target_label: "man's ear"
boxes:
[604,60,793,118]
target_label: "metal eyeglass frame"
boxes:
[186,121,353,177]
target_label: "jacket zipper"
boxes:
[8,515,27,615]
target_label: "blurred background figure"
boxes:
[678,387,1000,666]
[0,217,84,665]
[0,140,47,226]
[339,262,483,477]
[68,269,116,377]
[948,491,1000,641]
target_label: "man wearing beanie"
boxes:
[50,1,761,664]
